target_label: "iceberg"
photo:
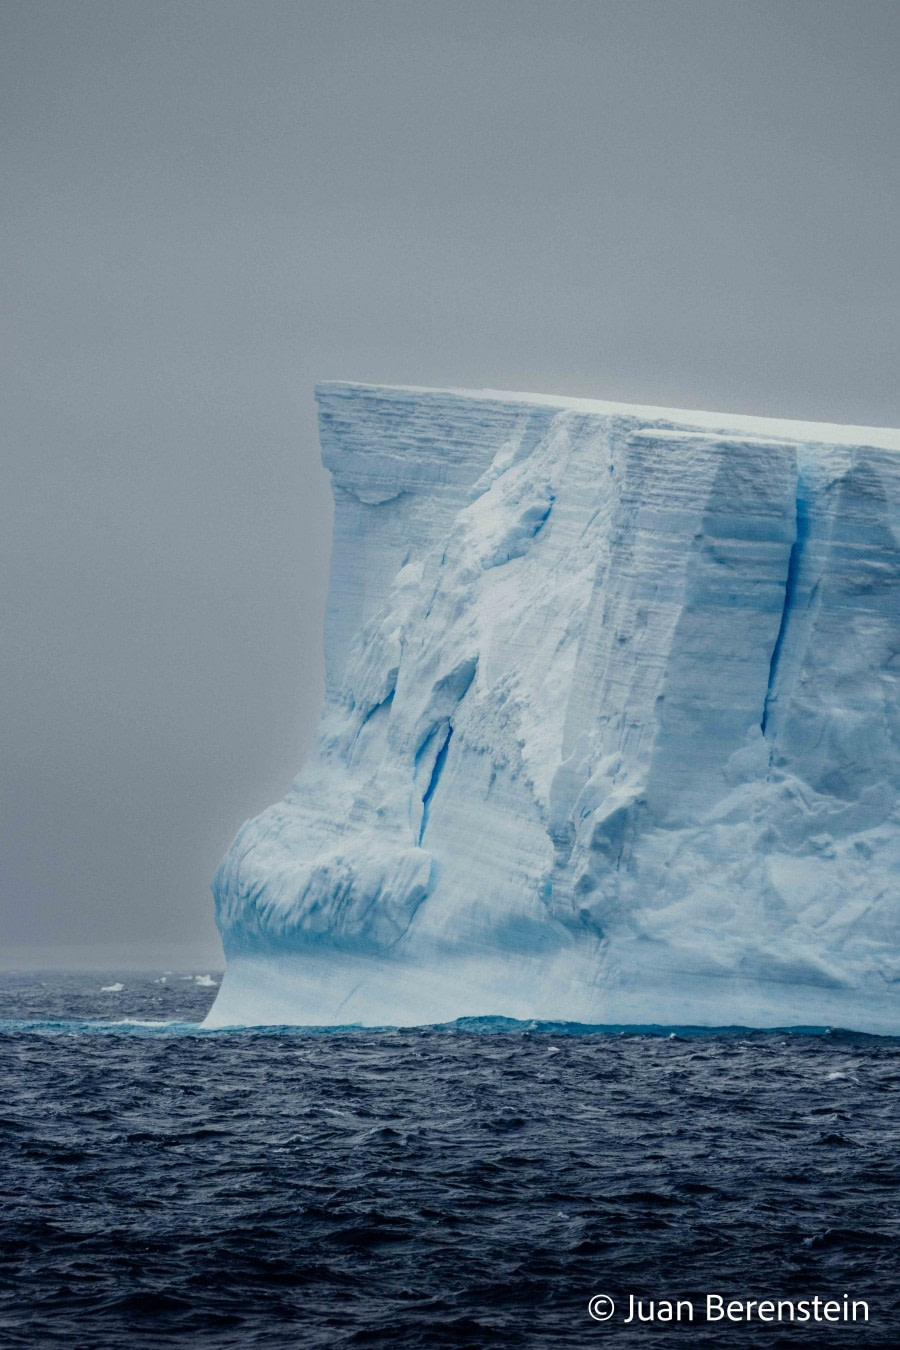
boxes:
[205,383,900,1033]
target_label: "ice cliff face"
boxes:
[206,384,900,1032]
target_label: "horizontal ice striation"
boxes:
[207,384,900,1032]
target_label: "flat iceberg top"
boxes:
[317,380,900,452]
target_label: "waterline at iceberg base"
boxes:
[206,384,900,1034]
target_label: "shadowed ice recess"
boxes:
[208,385,900,1033]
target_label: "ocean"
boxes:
[1,972,898,1347]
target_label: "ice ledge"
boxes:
[316,381,900,452]
[204,951,900,1037]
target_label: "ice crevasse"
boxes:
[206,383,900,1033]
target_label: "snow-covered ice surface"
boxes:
[206,384,900,1033]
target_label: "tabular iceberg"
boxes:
[205,383,900,1033]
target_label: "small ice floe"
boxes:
[100,982,124,993]
[153,976,168,984]
[193,974,218,988]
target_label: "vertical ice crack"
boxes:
[761,491,809,736]
[418,726,453,844]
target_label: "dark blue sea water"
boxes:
[1,973,898,1348]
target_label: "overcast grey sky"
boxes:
[3,0,899,968]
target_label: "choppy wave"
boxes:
[1,974,899,1348]
[1,1013,897,1043]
